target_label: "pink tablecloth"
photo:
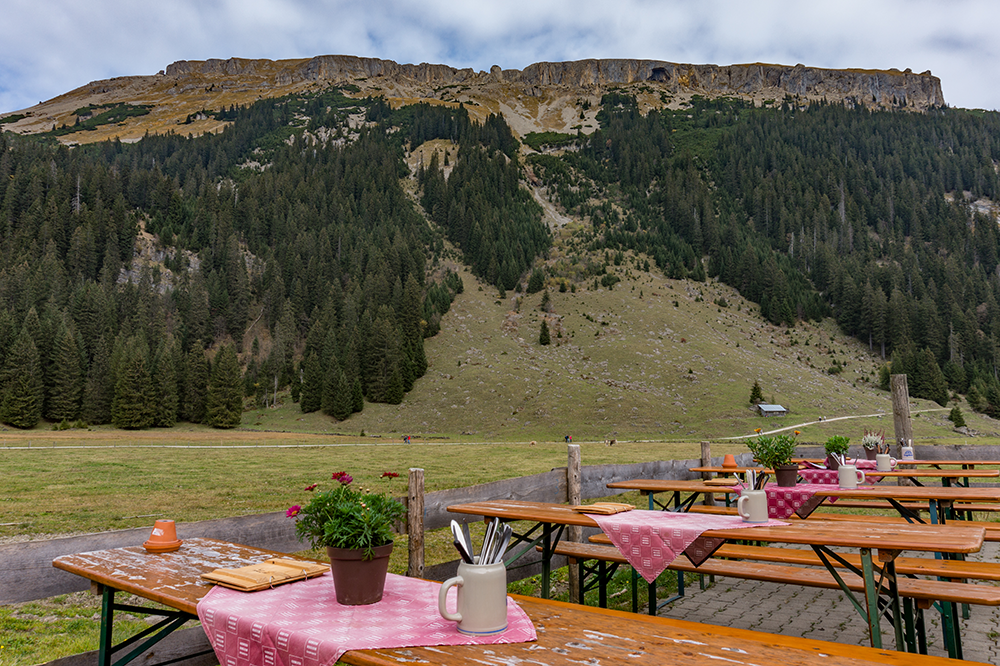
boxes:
[197,572,536,666]
[798,468,885,485]
[592,510,787,583]
[730,483,836,519]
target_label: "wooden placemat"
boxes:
[572,502,634,514]
[201,558,330,592]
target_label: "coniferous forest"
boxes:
[2,85,1000,429]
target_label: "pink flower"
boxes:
[332,471,353,485]
[380,471,399,479]
[286,505,301,518]
[304,483,318,491]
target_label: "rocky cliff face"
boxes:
[3,55,946,144]
[165,55,945,109]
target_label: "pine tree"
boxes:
[151,336,179,427]
[111,335,156,429]
[183,341,210,423]
[539,319,551,346]
[81,336,113,424]
[45,322,83,422]
[0,329,44,429]
[749,379,764,405]
[206,343,243,428]
[949,406,967,428]
[299,352,322,413]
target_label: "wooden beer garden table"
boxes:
[609,478,1000,524]
[691,464,999,487]
[446,499,984,653]
[50,537,969,666]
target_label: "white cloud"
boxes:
[1,0,998,113]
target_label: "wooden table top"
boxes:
[47,537,965,666]
[690,465,1000,479]
[340,593,963,666]
[447,500,985,554]
[51,538,321,615]
[896,460,1000,467]
[609,478,1000,502]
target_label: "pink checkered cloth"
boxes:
[592,510,787,583]
[729,483,836,519]
[798,468,884,485]
[197,572,536,666]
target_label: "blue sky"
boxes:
[2,0,998,114]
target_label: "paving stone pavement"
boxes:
[657,541,1000,664]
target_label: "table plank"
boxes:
[51,538,319,615]
[341,594,966,666]
[447,500,985,554]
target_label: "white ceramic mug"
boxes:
[838,464,865,489]
[737,489,768,523]
[875,453,897,472]
[438,561,508,635]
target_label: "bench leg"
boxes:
[860,549,884,650]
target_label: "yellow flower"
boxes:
[794,430,801,436]
[754,428,762,434]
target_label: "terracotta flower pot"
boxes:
[326,542,393,605]
[722,454,737,468]
[773,464,799,487]
[143,519,182,553]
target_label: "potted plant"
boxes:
[861,429,884,460]
[288,470,406,605]
[823,435,850,470]
[746,431,800,487]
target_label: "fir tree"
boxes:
[111,335,156,429]
[299,352,322,413]
[81,336,113,424]
[183,341,210,423]
[539,319,551,346]
[749,379,764,405]
[0,329,44,429]
[45,322,83,422]
[949,406,967,428]
[151,336,179,427]
[206,343,243,428]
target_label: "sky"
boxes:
[2,0,999,114]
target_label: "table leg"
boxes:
[95,585,201,666]
[860,548,883,649]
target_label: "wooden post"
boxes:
[890,375,914,487]
[407,467,425,578]
[567,444,582,602]
[700,441,716,506]
[890,375,914,454]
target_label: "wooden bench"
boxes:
[586,535,1000,582]
[821,499,1000,514]
[548,539,1000,656]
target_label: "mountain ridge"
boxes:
[1,55,946,145]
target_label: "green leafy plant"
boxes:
[288,471,406,559]
[824,435,850,457]
[745,431,799,469]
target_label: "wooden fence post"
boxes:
[890,375,914,486]
[567,444,582,601]
[700,441,716,506]
[408,467,425,578]
[891,374,914,454]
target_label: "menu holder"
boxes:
[703,478,740,487]
[572,502,634,515]
[201,558,330,592]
